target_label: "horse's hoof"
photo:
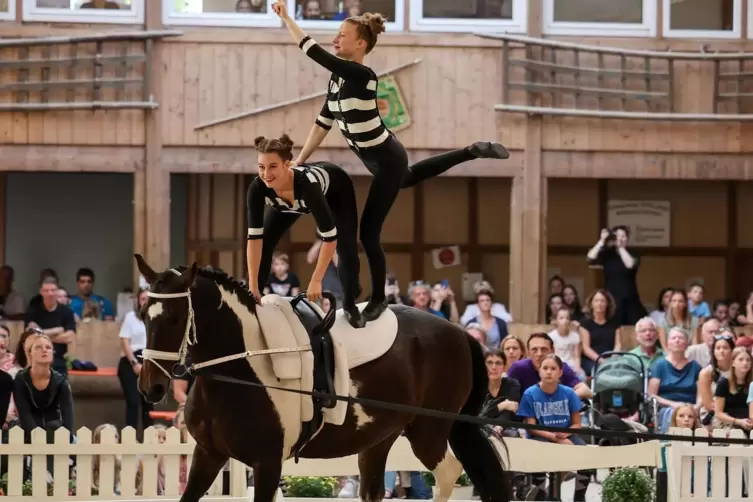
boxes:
[344,308,366,329]
[362,300,387,322]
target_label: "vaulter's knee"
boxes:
[359,226,380,250]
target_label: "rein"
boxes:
[141,269,310,378]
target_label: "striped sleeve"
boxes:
[246,179,266,241]
[298,36,372,82]
[315,97,334,131]
[299,173,337,242]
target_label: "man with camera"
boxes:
[587,225,646,325]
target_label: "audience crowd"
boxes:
[1,230,752,500]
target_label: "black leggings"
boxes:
[117,353,153,431]
[357,135,475,301]
[257,174,361,311]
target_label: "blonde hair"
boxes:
[670,404,698,429]
[92,424,121,494]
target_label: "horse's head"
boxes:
[134,254,198,404]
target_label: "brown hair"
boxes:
[542,353,563,369]
[345,13,387,54]
[254,133,294,161]
[585,288,617,320]
[729,346,753,395]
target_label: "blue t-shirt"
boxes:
[688,301,710,319]
[69,293,114,320]
[517,384,582,437]
[650,358,702,404]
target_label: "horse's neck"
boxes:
[192,296,265,362]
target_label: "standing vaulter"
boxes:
[272,0,509,323]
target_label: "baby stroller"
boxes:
[588,351,658,437]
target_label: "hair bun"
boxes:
[253,136,266,147]
[362,12,386,36]
[278,133,294,149]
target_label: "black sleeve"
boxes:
[246,178,267,241]
[58,379,75,431]
[504,377,522,403]
[315,98,335,131]
[23,306,36,327]
[62,306,76,332]
[12,373,36,431]
[714,377,730,398]
[299,36,373,83]
[299,175,337,242]
[587,246,605,266]
[289,272,302,288]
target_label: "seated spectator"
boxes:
[117,288,153,431]
[92,424,121,495]
[579,289,621,376]
[714,347,753,431]
[383,274,408,306]
[69,268,114,321]
[728,300,743,328]
[711,299,731,327]
[459,281,513,324]
[264,252,301,297]
[0,265,25,320]
[24,278,75,376]
[545,293,564,324]
[465,290,507,348]
[562,284,585,324]
[236,0,264,12]
[628,317,665,373]
[431,282,459,324]
[687,283,711,322]
[738,292,753,326]
[549,275,565,296]
[658,289,699,349]
[500,335,525,374]
[649,287,673,327]
[686,318,721,367]
[517,354,592,502]
[506,333,591,399]
[384,472,431,499]
[649,327,702,433]
[407,282,445,319]
[697,334,733,428]
[480,349,520,437]
[13,332,74,442]
[548,308,583,378]
[26,268,59,311]
[465,323,487,346]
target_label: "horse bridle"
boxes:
[141,269,310,380]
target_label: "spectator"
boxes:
[517,354,592,502]
[13,332,74,442]
[628,317,665,372]
[24,277,75,376]
[465,323,487,346]
[236,0,264,12]
[69,268,114,321]
[459,281,513,325]
[562,284,584,324]
[658,289,699,349]
[117,288,153,432]
[0,265,24,320]
[714,347,753,431]
[407,282,445,318]
[711,299,730,327]
[92,424,121,495]
[480,349,520,437]
[384,472,431,499]
[383,274,408,306]
[506,333,591,399]
[548,275,565,296]
[649,327,702,433]
[0,325,16,376]
[500,335,525,374]
[548,308,583,378]
[298,0,325,19]
[431,282,459,324]
[464,290,507,348]
[264,252,301,297]
[687,283,711,321]
[545,293,564,323]
[578,289,621,375]
[649,287,673,326]
[739,292,753,326]
[26,268,58,311]
[686,318,721,368]
[587,226,646,325]
[697,334,733,428]
[728,300,743,328]
[56,287,70,307]
[308,241,344,306]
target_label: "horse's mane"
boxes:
[172,265,258,313]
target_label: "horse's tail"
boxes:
[448,334,511,502]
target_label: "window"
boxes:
[290,0,404,32]
[663,0,741,38]
[543,0,656,36]
[164,0,280,27]
[23,0,144,23]
[0,0,16,20]
[410,0,526,33]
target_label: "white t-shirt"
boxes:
[119,311,147,353]
[548,329,581,369]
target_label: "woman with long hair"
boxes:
[697,334,733,428]
[658,289,699,349]
[650,287,673,326]
[562,284,584,324]
[500,335,525,374]
[247,134,366,328]
[117,288,153,431]
[272,0,509,322]
[714,347,753,430]
[578,289,622,376]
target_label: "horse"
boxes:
[133,254,510,502]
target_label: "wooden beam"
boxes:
[495,104,753,122]
[0,146,143,172]
[0,173,5,265]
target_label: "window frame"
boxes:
[22,0,144,24]
[290,0,405,32]
[162,0,281,28]
[663,0,742,39]
[408,0,526,34]
[542,0,656,37]
[0,0,16,21]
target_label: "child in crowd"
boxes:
[687,283,711,321]
[263,252,301,297]
[547,308,584,379]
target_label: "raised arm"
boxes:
[246,180,266,298]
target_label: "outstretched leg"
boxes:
[180,443,228,502]
[358,433,401,502]
[402,142,510,189]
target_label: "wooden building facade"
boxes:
[1,0,753,323]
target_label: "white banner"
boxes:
[607,200,671,247]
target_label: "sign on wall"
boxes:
[377,75,412,132]
[607,200,671,247]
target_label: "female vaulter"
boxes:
[273,0,510,324]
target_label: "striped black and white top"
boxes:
[299,36,390,151]
[247,163,338,242]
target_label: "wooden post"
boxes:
[142,1,170,273]
[0,173,5,265]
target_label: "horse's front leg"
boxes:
[252,459,283,502]
[179,443,228,502]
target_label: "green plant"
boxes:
[602,467,654,502]
[282,476,338,498]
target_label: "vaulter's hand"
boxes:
[250,287,262,303]
[307,279,323,302]
[272,0,289,19]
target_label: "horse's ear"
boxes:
[134,254,157,284]
[181,262,199,287]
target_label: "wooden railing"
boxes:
[479,33,753,121]
[0,30,181,111]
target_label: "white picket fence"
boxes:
[0,425,748,501]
